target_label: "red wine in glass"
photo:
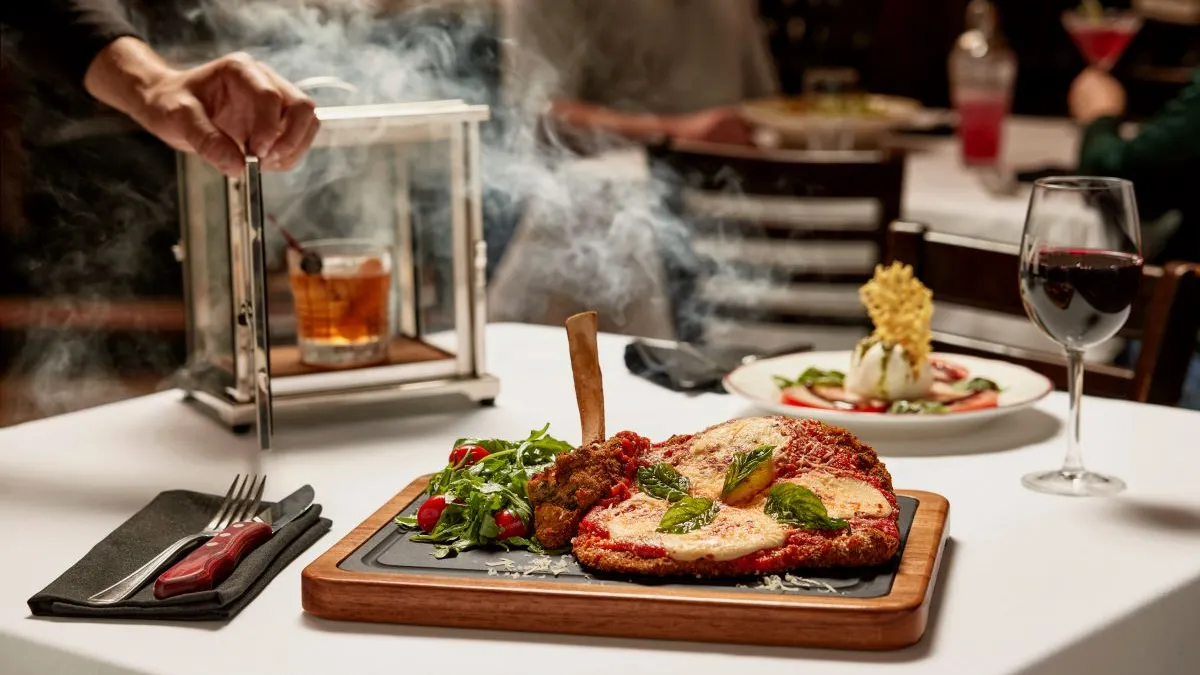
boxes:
[1021,248,1143,349]
[1018,176,1142,497]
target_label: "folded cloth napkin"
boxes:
[625,339,815,394]
[28,489,331,621]
[624,340,728,394]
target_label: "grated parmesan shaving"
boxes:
[738,574,840,594]
[485,555,575,578]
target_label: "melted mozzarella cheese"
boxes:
[662,504,789,561]
[602,494,789,562]
[677,417,790,499]
[788,471,893,519]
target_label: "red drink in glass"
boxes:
[1061,12,1141,72]
[955,92,1008,165]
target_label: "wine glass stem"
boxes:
[1063,348,1086,476]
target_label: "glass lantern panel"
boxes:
[258,130,462,383]
[181,153,236,389]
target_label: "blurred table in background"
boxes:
[901,115,1077,240]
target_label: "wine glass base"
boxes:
[1022,470,1126,497]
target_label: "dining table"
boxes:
[2,323,1199,675]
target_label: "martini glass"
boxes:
[1061,8,1142,72]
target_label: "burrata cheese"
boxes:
[845,340,932,400]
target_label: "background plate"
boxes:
[724,351,1054,438]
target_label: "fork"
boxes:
[87,474,266,605]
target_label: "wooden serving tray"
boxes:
[302,476,950,651]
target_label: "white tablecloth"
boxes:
[2,323,1200,675]
[902,116,1079,240]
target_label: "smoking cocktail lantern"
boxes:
[175,100,498,449]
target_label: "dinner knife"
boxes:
[152,485,315,599]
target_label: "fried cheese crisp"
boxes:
[859,262,933,374]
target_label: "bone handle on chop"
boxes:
[565,311,606,446]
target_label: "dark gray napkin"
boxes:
[28,489,331,621]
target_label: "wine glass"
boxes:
[1018,176,1143,497]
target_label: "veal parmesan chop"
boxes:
[530,415,901,577]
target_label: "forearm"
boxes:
[549,100,676,142]
[82,37,173,119]
[2,1,143,85]
[1078,70,1200,182]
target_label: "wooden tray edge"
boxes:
[301,478,950,651]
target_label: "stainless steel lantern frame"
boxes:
[175,100,499,450]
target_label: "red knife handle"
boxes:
[153,521,272,599]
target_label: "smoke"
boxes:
[187,0,744,335]
[3,0,775,421]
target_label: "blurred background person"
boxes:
[1069,64,1200,410]
[488,0,780,338]
[1070,65,1200,264]
[2,2,319,184]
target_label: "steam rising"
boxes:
[5,0,768,421]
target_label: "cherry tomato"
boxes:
[494,509,527,540]
[947,389,1000,413]
[417,495,452,532]
[448,444,489,467]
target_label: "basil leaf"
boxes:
[657,496,719,534]
[773,367,845,389]
[764,484,849,531]
[721,445,775,498]
[887,399,949,415]
[637,463,690,502]
[952,377,1000,392]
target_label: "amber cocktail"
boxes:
[288,240,393,368]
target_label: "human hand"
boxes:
[668,108,754,145]
[1069,68,1127,125]
[85,38,319,176]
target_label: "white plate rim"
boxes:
[723,350,1055,425]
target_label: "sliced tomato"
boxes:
[811,385,888,412]
[928,357,969,383]
[781,386,838,410]
[927,381,977,404]
[781,386,885,413]
[946,389,1000,412]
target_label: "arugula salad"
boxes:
[395,424,573,558]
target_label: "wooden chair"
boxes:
[649,139,905,347]
[887,220,1200,405]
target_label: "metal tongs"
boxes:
[239,156,274,450]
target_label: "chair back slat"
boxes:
[651,141,906,343]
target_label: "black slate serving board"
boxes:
[338,494,920,598]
